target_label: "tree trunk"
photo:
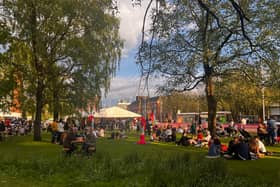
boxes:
[205,75,217,136]
[53,89,59,121]
[201,11,217,136]
[34,79,43,141]
[30,1,42,141]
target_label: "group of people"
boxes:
[47,119,103,156]
[220,135,269,160]
[0,118,32,141]
[257,117,279,145]
[155,121,271,160]
[62,127,97,156]
[48,119,104,145]
[205,127,270,160]
[176,129,211,147]
[152,125,177,142]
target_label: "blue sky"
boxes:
[1,0,155,107]
[116,48,140,77]
[101,0,157,107]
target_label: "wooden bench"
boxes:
[62,147,72,156]
[87,147,96,152]
[85,146,96,157]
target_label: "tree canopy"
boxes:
[137,0,280,135]
[0,0,123,140]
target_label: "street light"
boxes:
[262,86,265,122]
[261,62,267,122]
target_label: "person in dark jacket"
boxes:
[63,128,77,154]
[225,136,250,160]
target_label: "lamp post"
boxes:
[261,62,267,122]
[262,87,265,122]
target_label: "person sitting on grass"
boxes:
[155,127,162,141]
[19,125,25,136]
[196,130,204,143]
[99,128,105,138]
[224,136,250,160]
[119,129,128,139]
[206,136,221,158]
[165,126,173,142]
[176,130,192,146]
[83,127,96,154]
[226,120,237,137]
[248,137,260,160]
[253,136,271,156]
[159,128,168,142]
[63,128,77,154]
[194,130,211,147]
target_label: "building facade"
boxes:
[128,96,166,121]
[269,103,280,121]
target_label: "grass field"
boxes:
[0,132,280,187]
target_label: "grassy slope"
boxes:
[0,133,279,187]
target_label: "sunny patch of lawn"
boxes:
[0,132,280,186]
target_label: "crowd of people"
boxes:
[0,115,279,160]
[0,118,32,141]
[47,118,105,156]
[257,117,280,145]
[142,118,279,160]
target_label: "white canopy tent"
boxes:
[0,112,22,118]
[94,106,141,118]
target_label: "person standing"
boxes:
[267,117,277,145]
[190,120,196,136]
[57,119,64,145]
[50,120,58,144]
[0,120,5,141]
[241,118,247,130]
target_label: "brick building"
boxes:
[128,96,166,121]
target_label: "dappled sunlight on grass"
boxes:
[18,141,54,147]
[1,132,280,186]
[265,156,280,159]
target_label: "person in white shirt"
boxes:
[241,118,247,129]
[256,136,267,153]
[57,119,65,144]
[19,125,25,136]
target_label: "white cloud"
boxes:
[101,1,157,107]
[102,76,163,107]
[117,0,154,57]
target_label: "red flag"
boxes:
[150,112,155,121]
[141,117,146,130]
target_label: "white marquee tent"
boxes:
[0,112,22,118]
[94,106,141,118]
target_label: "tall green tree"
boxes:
[137,0,280,135]
[215,73,263,121]
[0,0,122,140]
[162,92,207,120]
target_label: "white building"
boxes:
[269,103,280,121]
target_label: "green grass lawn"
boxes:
[0,132,280,187]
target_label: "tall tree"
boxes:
[0,0,122,140]
[137,0,280,135]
